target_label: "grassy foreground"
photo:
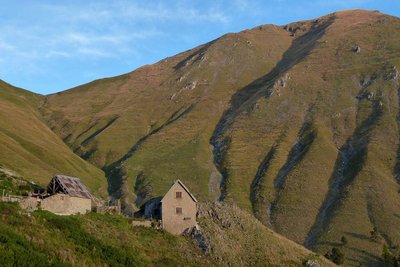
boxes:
[0,202,214,267]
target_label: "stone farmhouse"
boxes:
[161,179,198,235]
[140,179,198,235]
[20,175,93,215]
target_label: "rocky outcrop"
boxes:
[191,202,333,267]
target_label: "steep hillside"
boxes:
[195,202,335,266]
[41,10,400,265]
[0,80,107,196]
[42,14,293,204]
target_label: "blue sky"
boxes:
[0,0,399,94]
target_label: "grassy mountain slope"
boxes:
[0,200,335,267]
[41,10,400,265]
[0,80,107,196]
[41,24,292,204]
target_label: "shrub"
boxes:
[382,244,400,267]
[341,236,348,246]
[325,247,345,265]
[370,226,381,242]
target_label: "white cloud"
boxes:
[0,40,15,51]
[0,1,233,92]
[77,48,113,58]
[45,51,71,59]
[234,0,248,9]
[0,2,229,66]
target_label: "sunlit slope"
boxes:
[42,10,400,266]
[0,80,107,196]
[42,24,292,202]
[214,10,400,266]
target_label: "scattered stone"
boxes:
[360,74,377,89]
[304,259,320,267]
[176,76,185,83]
[384,66,399,81]
[272,73,290,96]
[352,46,361,53]
[131,220,152,227]
[184,226,209,253]
[183,81,197,90]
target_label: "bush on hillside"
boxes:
[341,236,348,246]
[382,244,400,267]
[325,247,345,265]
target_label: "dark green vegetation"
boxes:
[1,9,400,266]
[0,169,35,196]
[382,244,400,266]
[0,202,214,267]
[325,247,345,265]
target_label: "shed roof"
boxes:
[48,175,92,199]
[161,179,198,203]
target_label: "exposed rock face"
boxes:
[385,66,399,81]
[304,259,321,267]
[184,226,209,253]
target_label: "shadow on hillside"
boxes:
[174,41,216,70]
[343,231,370,241]
[393,86,400,183]
[346,246,383,267]
[104,103,196,198]
[210,16,335,201]
[305,84,384,248]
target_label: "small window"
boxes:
[176,207,182,214]
[176,191,182,198]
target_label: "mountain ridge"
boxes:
[1,9,399,266]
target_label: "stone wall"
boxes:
[41,194,91,215]
[19,197,39,212]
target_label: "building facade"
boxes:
[161,180,198,235]
[41,193,92,215]
[19,175,93,215]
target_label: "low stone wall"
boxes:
[19,197,39,212]
[131,220,152,227]
[41,194,91,215]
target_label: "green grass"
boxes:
[0,201,336,267]
[20,9,400,266]
[0,80,108,197]
[0,202,214,267]
[0,170,35,196]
